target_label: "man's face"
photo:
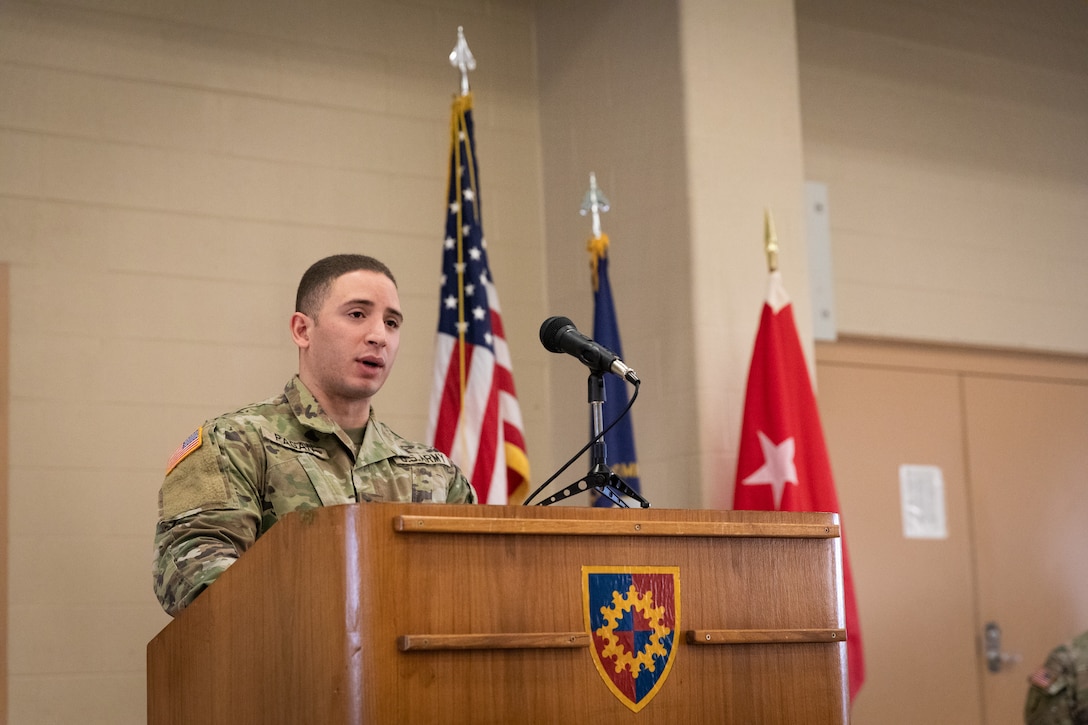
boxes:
[294,269,403,407]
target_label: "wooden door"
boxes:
[816,345,983,725]
[964,374,1088,723]
[814,339,1088,725]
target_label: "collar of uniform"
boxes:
[284,375,347,437]
[357,408,413,465]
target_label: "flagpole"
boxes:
[447,30,473,467]
[581,172,610,240]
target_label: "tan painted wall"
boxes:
[1,0,1085,721]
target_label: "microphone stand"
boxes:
[537,372,650,508]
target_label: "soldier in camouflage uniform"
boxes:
[1025,630,1088,725]
[153,254,476,616]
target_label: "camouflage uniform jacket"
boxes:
[1025,630,1088,725]
[153,375,476,616]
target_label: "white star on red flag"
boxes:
[740,431,798,510]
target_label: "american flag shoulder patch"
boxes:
[1030,666,1059,691]
[166,427,203,474]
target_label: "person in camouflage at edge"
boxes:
[1025,630,1088,725]
[153,254,477,616]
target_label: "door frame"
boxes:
[1,263,8,724]
[817,336,1088,385]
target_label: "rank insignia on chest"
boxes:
[582,566,680,712]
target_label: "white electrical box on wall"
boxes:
[805,181,837,341]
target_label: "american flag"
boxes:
[165,427,202,474]
[427,93,530,504]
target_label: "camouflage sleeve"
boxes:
[1024,646,1075,725]
[447,466,478,504]
[152,422,263,616]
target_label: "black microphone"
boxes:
[539,316,640,384]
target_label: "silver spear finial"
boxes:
[449,26,476,97]
[579,172,611,239]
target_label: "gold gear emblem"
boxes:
[595,584,671,676]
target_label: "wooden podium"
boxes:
[147,503,848,723]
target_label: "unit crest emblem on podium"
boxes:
[582,566,680,712]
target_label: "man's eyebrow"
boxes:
[341,298,404,323]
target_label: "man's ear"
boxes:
[290,311,312,349]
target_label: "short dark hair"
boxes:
[295,254,397,317]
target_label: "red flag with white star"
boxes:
[732,270,865,702]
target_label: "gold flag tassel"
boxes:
[587,233,610,293]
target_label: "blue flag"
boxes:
[589,234,641,506]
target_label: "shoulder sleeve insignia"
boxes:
[1030,666,1063,693]
[166,427,203,474]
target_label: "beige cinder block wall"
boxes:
[678,0,812,509]
[534,1,700,510]
[796,0,1088,353]
[0,1,547,722]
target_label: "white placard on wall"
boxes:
[898,464,948,539]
